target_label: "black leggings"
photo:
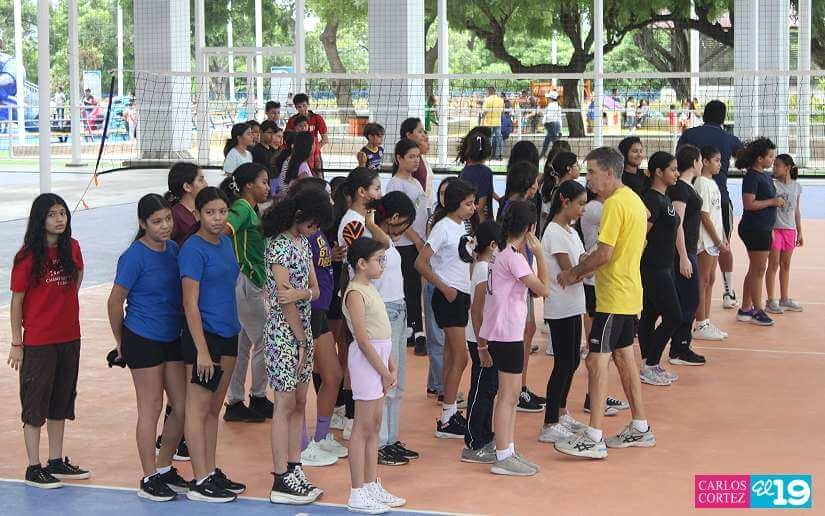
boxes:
[639,266,682,366]
[669,253,699,358]
[465,341,498,450]
[397,245,423,335]
[544,315,582,424]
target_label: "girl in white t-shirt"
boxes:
[415,179,477,439]
[693,146,728,340]
[539,180,589,444]
[223,123,254,176]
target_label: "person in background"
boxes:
[252,121,280,177]
[481,86,505,160]
[265,101,282,127]
[425,95,439,133]
[357,123,385,171]
[223,123,254,176]
[539,91,563,159]
[285,93,328,177]
[457,126,495,222]
[247,120,261,147]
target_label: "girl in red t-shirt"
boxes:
[8,193,88,489]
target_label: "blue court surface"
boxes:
[0,480,458,516]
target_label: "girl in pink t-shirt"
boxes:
[478,200,549,476]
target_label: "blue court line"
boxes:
[0,480,463,516]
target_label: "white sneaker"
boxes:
[300,440,338,467]
[722,292,739,309]
[364,479,406,508]
[546,333,554,356]
[342,417,354,441]
[559,413,588,433]
[347,486,390,514]
[640,365,671,386]
[692,321,723,341]
[655,365,679,383]
[708,321,728,339]
[330,410,346,431]
[318,433,348,458]
[538,423,573,443]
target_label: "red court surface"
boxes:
[1,221,824,515]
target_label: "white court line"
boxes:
[0,478,471,516]
[692,346,825,356]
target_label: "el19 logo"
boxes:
[750,475,812,509]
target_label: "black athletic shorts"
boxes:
[20,340,80,426]
[311,308,330,337]
[121,325,182,369]
[738,224,773,252]
[487,340,524,374]
[432,289,471,329]
[584,284,597,318]
[722,199,733,238]
[588,313,636,353]
[181,326,238,364]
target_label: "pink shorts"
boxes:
[348,339,392,401]
[772,228,797,252]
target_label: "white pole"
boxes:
[437,0,449,169]
[749,1,759,139]
[195,0,209,164]
[593,0,604,148]
[689,0,700,100]
[798,0,812,166]
[13,0,26,146]
[68,0,83,165]
[255,0,263,115]
[37,0,51,193]
[551,31,558,87]
[295,0,306,93]
[227,0,235,102]
[246,55,255,117]
[116,2,124,98]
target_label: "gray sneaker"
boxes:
[513,451,540,472]
[490,455,537,476]
[554,431,608,459]
[654,365,679,383]
[460,446,496,464]
[780,299,803,312]
[640,365,671,386]
[766,299,784,314]
[539,423,573,443]
[605,423,656,449]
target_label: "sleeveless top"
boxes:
[341,281,391,341]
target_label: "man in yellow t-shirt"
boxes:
[554,146,654,460]
[481,86,504,160]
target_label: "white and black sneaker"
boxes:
[44,457,90,479]
[24,464,62,489]
[554,431,608,459]
[156,467,191,494]
[290,463,323,497]
[435,413,467,439]
[137,474,177,502]
[269,471,318,505]
[516,391,544,413]
[186,476,236,503]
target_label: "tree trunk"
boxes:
[424,40,438,99]
[634,29,691,100]
[560,78,585,137]
[320,20,356,122]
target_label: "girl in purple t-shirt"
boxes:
[478,200,549,477]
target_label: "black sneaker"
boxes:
[524,388,546,406]
[185,476,236,503]
[516,391,543,413]
[414,335,427,356]
[223,401,265,423]
[584,394,619,416]
[270,471,317,505]
[137,474,176,502]
[249,395,274,419]
[44,457,90,479]
[406,335,416,348]
[435,413,467,439]
[157,466,191,494]
[389,441,420,460]
[669,349,706,366]
[173,438,190,462]
[212,468,245,494]
[24,464,62,489]
[378,445,409,465]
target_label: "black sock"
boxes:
[343,389,355,418]
[312,372,322,394]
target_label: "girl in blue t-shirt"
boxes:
[178,187,244,503]
[108,194,188,501]
[457,127,495,221]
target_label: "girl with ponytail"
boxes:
[166,162,207,245]
[765,153,803,314]
[458,126,495,221]
[223,123,254,176]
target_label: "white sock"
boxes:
[632,419,649,433]
[495,448,514,461]
[586,426,603,442]
[508,443,515,455]
[156,465,171,475]
[441,403,457,424]
[722,272,733,295]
